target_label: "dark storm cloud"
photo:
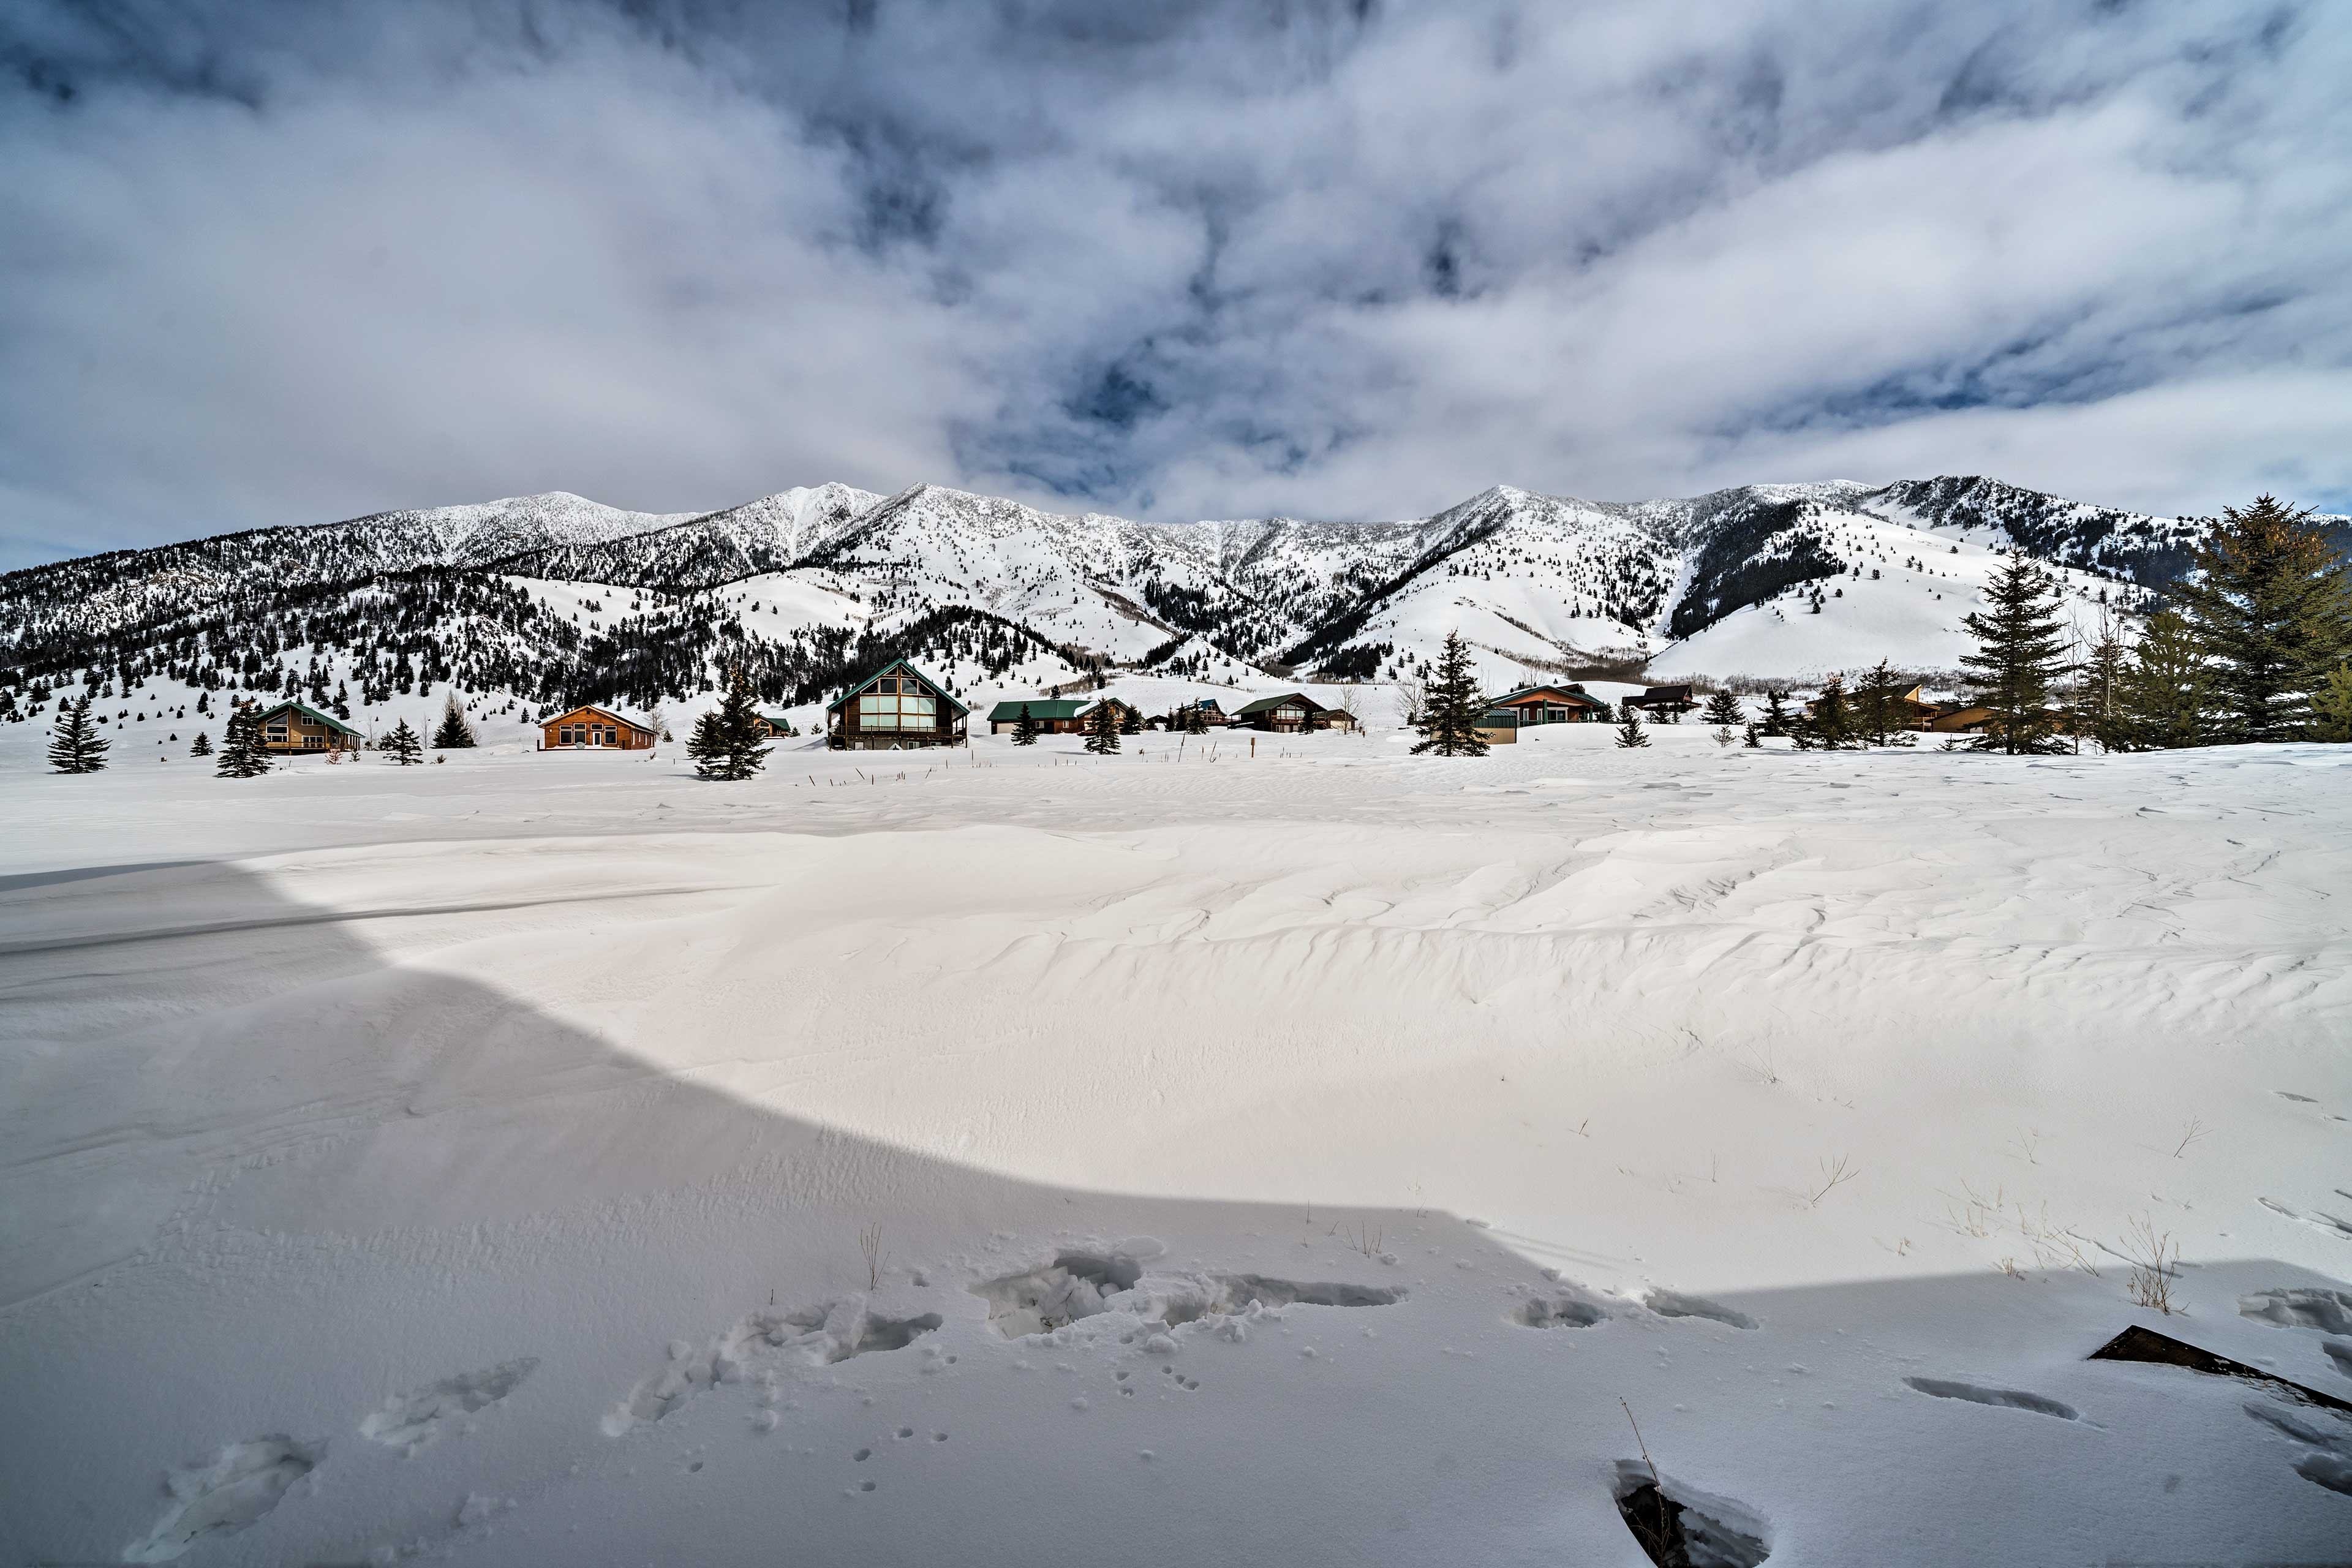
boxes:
[2,0,2348,565]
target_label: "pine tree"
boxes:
[1759,689,1792,737]
[1958,551,2073,755]
[1182,704,1207,736]
[1853,660,1902,746]
[1411,632,1489,756]
[2171,496,2352,742]
[697,667,771,780]
[1084,698,1121,755]
[1012,703,1041,745]
[1613,703,1650,749]
[47,696,108,773]
[1810,674,1855,749]
[380,718,424,766]
[1702,689,1744,728]
[2073,624,2133,753]
[2313,662,2352,744]
[686,710,728,773]
[216,700,274,777]
[1742,722,1762,748]
[1117,703,1142,736]
[432,692,477,749]
[2117,609,2208,750]
[190,731,212,757]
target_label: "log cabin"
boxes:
[1623,683,1699,716]
[254,701,361,755]
[827,659,970,750]
[986,698,1090,735]
[538,704,658,750]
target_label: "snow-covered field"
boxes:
[3,724,2348,1565]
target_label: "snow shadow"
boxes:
[3,858,2349,1567]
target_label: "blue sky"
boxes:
[2,0,2348,567]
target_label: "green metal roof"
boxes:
[986,698,1091,722]
[254,700,362,737]
[824,658,971,716]
[1232,691,1317,716]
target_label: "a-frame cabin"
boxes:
[826,659,970,750]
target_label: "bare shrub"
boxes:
[2122,1216,2180,1314]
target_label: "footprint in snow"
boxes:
[360,1357,538,1454]
[1903,1376,2079,1421]
[1642,1288,1758,1330]
[124,1436,323,1563]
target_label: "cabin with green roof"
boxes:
[254,700,361,755]
[827,659,968,750]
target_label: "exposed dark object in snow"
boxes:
[1902,1376,2078,1420]
[1611,1463,1771,1568]
[2089,1325,2352,1415]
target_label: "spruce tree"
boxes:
[1759,688,1792,737]
[1742,722,1762,748]
[698,668,771,780]
[2074,625,2133,753]
[47,696,108,774]
[216,701,274,777]
[1809,674,1855,749]
[1411,631,1489,756]
[190,731,212,757]
[432,692,477,749]
[1853,660,1902,746]
[1958,551,2072,755]
[2117,609,2208,750]
[1117,703,1142,736]
[2171,496,2352,742]
[2313,663,2352,744]
[1084,698,1121,755]
[380,718,424,766]
[1012,703,1041,745]
[1613,703,1650,749]
[686,710,728,774]
[1702,689,1744,728]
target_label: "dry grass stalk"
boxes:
[2122,1216,2179,1314]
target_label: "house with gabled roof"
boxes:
[828,658,969,750]
[1485,683,1611,728]
[539,703,657,751]
[1233,692,1322,732]
[983,695,1141,736]
[254,701,362,754]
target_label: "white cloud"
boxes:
[2,0,2348,565]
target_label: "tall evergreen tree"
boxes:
[1412,632,1490,756]
[1758,688,1792,737]
[1182,704,1207,736]
[1084,698,1121,755]
[189,730,213,758]
[432,691,477,749]
[1810,674,1856,749]
[696,666,771,779]
[216,700,274,777]
[380,718,424,766]
[1958,551,2072,755]
[47,696,108,774]
[1613,702,1650,749]
[2313,662,2352,744]
[1701,688,1744,728]
[1012,703,1041,745]
[1117,702,1143,736]
[2073,623,2133,753]
[685,710,728,773]
[2118,609,2209,751]
[1853,660,1903,746]
[2171,496,2352,742]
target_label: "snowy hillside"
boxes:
[7,473,2342,740]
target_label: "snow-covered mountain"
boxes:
[4,473,2334,730]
